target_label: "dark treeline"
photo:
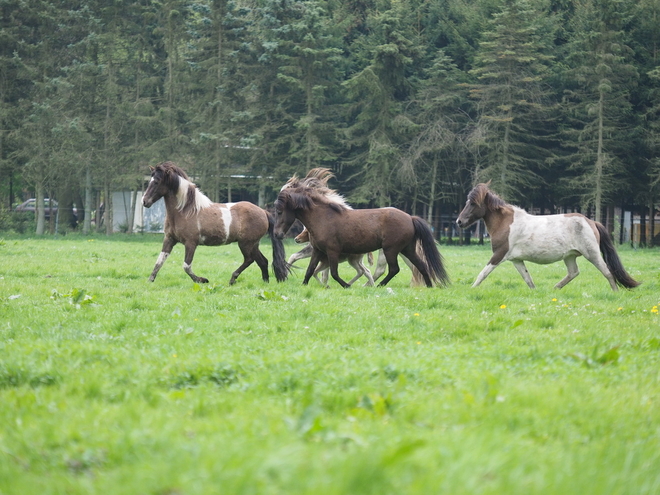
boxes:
[1,0,659,240]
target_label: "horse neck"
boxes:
[296,202,336,234]
[162,190,184,218]
[482,205,516,235]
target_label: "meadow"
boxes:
[0,234,659,495]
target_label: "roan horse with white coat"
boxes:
[456,182,639,291]
[142,161,289,285]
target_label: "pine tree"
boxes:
[560,0,638,222]
[469,0,558,203]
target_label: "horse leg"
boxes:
[303,250,323,285]
[312,260,330,287]
[229,242,258,285]
[183,243,209,284]
[512,260,536,289]
[288,244,312,266]
[358,257,375,287]
[472,263,498,287]
[252,245,270,283]
[554,256,580,289]
[377,250,401,287]
[149,236,177,282]
[400,246,432,287]
[346,256,373,287]
[327,252,350,288]
[372,249,387,281]
[583,251,618,291]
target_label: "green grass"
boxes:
[1,234,659,494]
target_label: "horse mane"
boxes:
[469,183,508,211]
[155,161,212,214]
[276,185,348,213]
[280,168,352,211]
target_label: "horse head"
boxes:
[456,181,506,228]
[273,188,315,239]
[143,161,188,208]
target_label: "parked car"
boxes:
[14,198,77,221]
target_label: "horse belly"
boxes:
[507,217,575,264]
[196,206,232,245]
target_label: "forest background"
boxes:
[1,0,659,242]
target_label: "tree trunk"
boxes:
[640,206,647,247]
[594,88,604,223]
[35,182,45,235]
[84,166,92,235]
[650,197,656,248]
[427,158,438,225]
[104,183,113,235]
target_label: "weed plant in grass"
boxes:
[0,234,659,494]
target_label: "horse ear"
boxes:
[149,166,155,172]
[485,179,492,187]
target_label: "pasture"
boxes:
[1,235,659,494]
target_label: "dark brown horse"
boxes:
[456,182,639,290]
[142,161,289,285]
[273,183,449,288]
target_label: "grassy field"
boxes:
[0,234,659,494]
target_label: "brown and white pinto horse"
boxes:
[142,161,289,285]
[456,183,639,290]
[273,183,449,288]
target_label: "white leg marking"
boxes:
[472,263,497,287]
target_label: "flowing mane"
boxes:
[276,185,349,214]
[280,168,352,210]
[154,161,212,214]
[468,183,508,212]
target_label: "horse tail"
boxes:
[412,216,450,287]
[595,222,640,289]
[267,211,290,282]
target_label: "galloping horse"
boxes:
[456,182,639,290]
[283,168,374,286]
[284,167,424,287]
[273,183,449,288]
[142,161,289,285]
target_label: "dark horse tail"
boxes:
[412,216,450,287]
[595,222,640,289]
[267,212,290,282]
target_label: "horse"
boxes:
[142,161,289,285]
[288,228,375,287]
[273,183,449,288]
[456,182,640,291]
[283,167,424,287]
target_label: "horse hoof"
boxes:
[198,278,209,284]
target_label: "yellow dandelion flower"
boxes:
[652,306,658,314]
[552,298,558,302]
[413,313,420,316]
[500,304,507,309]
[416,341,422,345]
[617,307,623,311]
